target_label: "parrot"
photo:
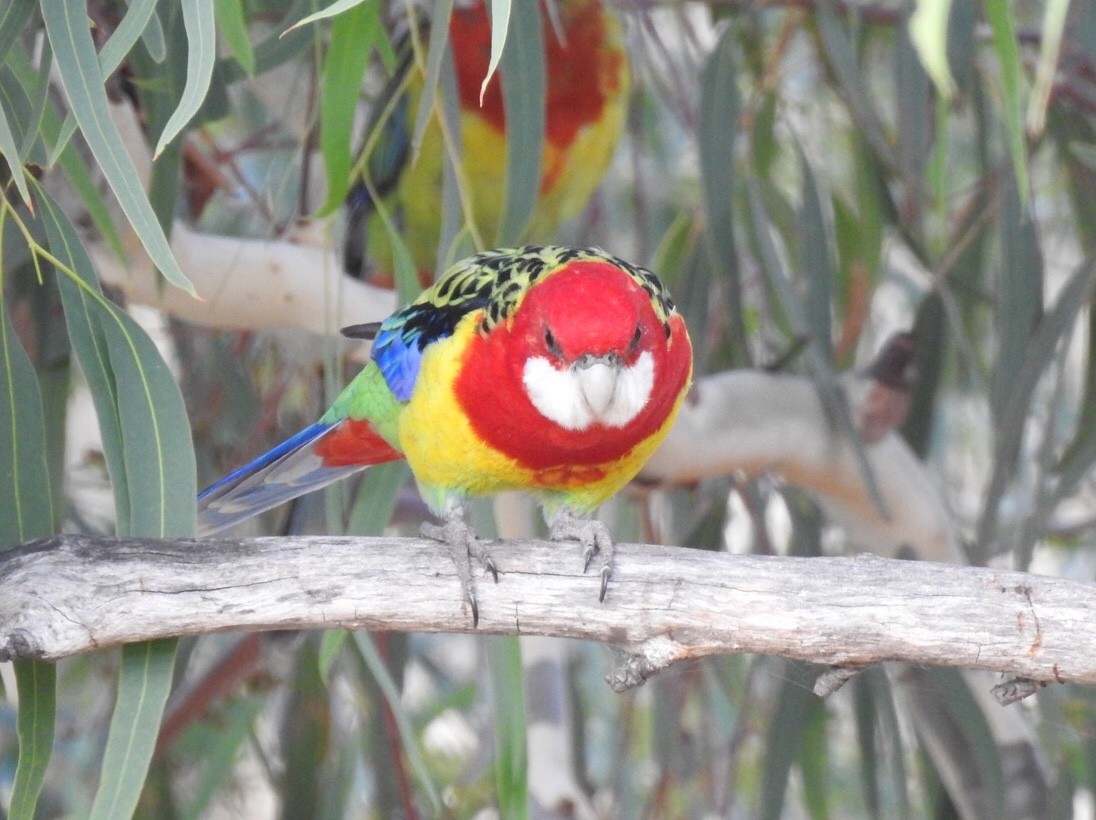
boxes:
[343,0,630,282]
[198,246,693,624]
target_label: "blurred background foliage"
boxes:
[4,0,1096,817]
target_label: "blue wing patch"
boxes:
[197,421,366,535]
[371,295,491,401]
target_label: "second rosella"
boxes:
[199,246,692,623]
[344,0,629,281]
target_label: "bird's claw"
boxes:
[421,511,496,627]
[583,544,597,574]
[550,511,615,601]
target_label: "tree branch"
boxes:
[2,534,1093,697]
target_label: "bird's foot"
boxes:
[421,510,497,627]
[548,510,614,602]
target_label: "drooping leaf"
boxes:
[153,0,217,158]
[815,2,896,169]
[977,258,1095,553]
[9,660,57,820]
[0,293,55,546]
[0,271,57,820]
[496,0,544,245]
[88,639,178,820]
[796,147,834,357]
[909,0,955,98]
[213,0,255,75]
[412,0,456,157]
[759,662,819,820]
[286,0,371,33]
[1025,0,1069,137]
[991,177,1042,423]
[698,24,747,359]
[0,2,34,66]
[39,191,196,536]
[0,69,34,208]
[178,693,265,820]
[983,0,1030,204]
[351,631,443,813]
[319,0,380,213]
[481,0,512,104]
[41,0,195,294]
[487,635,528,820]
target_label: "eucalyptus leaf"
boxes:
[983,0,1030,204]
[0,90,33,211]
[213,0,255,75]
[41,0,195,294]
[481,0,512,104]
[487,635,528,820]
[909,0,955,98]
[0,297,54,546]
[88,640,178,820]
[319,0,378,213]
[153,0,216,158]
[9,660,57,820]
[496,0,544,245]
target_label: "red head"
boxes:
[454,259,692,470]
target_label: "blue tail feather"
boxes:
[197,421,368,535]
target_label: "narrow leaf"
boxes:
[153,0,216,158]
[285,0,370,33]
[1026,0,1070,137]
[487,635,527,820]
[760,662,816,820]
[0,2,34,67]
[909,0,955,98]
[481,0,512,104]
[40,192,132,529]
[319,0,378,213]
[816,2,896,169]
[318,630,349,684]
[495,0,544,245]
[977,259,1095,549]
[89,639,178,820]
[41,0,195,294]
[991,179,1042,422]
[797,147,834,356]
[412,0,455,156]
[0,95,33,213]
[351,632,442,814]
[9,660,57,820]
[983,0,1030,204]
[213,0,255,75]
[697,25,748,358]
[52,0,161,167]
[1,270,57,820]
[0,298,54,546]
[102,306,196,537]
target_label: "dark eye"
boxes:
[545,327,562,357]
[629,325,642,352]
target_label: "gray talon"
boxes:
[421,506,493,626]
[549,509,615,602]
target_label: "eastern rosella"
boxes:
[199,246,693,623]
[343,0,629,281]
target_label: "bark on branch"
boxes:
[2,534,1094,696]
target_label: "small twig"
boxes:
[813,664,868,697]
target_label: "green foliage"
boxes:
[3,0,1096,816]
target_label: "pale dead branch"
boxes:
[2,534,1090,700]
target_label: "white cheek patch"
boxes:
[524,357,594,430]
[523,351,655,431]
[601,351,654,427]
